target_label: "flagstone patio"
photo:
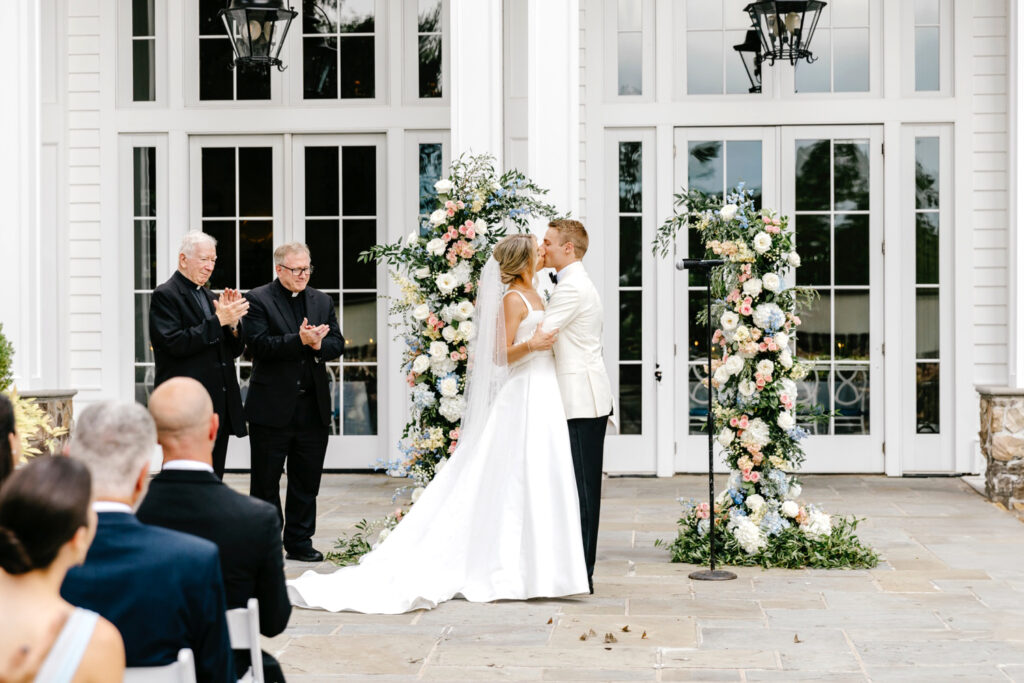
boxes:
[224,473,1024,682]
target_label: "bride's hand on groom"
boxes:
[528,323,558,351]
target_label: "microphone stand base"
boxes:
[689,569,738,581]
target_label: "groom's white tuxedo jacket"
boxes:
[543,261,614,420]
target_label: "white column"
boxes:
[526,0,579,223]
[450,0,504,163]
[0,0,41,389]
[1009,1,1024,388]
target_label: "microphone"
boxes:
[676,258,726,271]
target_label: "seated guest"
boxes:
[138,378,291,682]
[0,456,125,682]
[0,394,19,486]
[60,402,234,682]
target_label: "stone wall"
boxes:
[978,386,1024,513]
[19,389,76,457]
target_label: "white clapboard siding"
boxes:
[66,0,103,396]
[578,2,587,223]
[970,0,1010,386]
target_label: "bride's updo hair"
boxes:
[0,456,92,575]
[492,234,536,286]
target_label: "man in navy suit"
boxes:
[61,401,234,683]
[244,242,344,563]
[149,231,249,478]
[137,378,291,682]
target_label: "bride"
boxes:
[287,233,589,613]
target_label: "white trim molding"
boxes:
[451,0,502,162]
[1009,0,1024,389]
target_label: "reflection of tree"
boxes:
[418,144,442,215]
[915,161,938,208]
[834,143,869,210]
[687,142,722,200]
[618,142,642,211]
[795,140,830,209]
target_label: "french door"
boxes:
[188,134,387,470]
[673,125,884,473]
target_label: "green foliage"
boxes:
[326,516,399,567]
[657,516,879,570]
[0,324,14,393]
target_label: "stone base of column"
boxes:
[977,386,1024,516]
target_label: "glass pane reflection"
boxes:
[135,293,154,363]
[687,31,722,94]
[725,140,762,208]
[834,290,869,360]
[238,148,273,217]
[796,365,830,434]
[418,34,442,98]
[915,137,940,209]
[339,0,374,32]
[133,40,156,102]
[834,214,869,286]
[203,221,235,290]
[795,29,830,92]
[834,365,869,435]
[135,365,156,407]
[343,365,377,435]
[305,220,340,289]
[688,141,723,198]
[134,220,157,290]
[794,214,830,286]
[915,213,939,284]
[915,288,939,359]
[794,139,830,211]
[796,290,831,361]
[304,36,338,99]
[915,27,939,91]
[339,36,374,98]
[341,292,377,361]
[834,141,870,211]
[916,362,940,433]
[238,220,273,290]
[688,364,709,435]
[833,28,869,93]
[618,0,642,31]
[618,216,642,287]
[618,142,642,212]
[418,144,443,216]
[617,32,642,95]
[619,364,642,435]
[619,291,642,361]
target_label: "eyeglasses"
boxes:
[279,265,315,276]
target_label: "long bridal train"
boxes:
[287,295,588,614]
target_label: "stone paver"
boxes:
[222,474,1024,681]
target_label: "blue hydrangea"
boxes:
[434,373,458,395]
[729,488,745,506]
[729,507,748,521]
[787,426,809,441]
[411,384,437,410]
[760,509,790,537]
[697,519,710,536]
[768,469,790,496]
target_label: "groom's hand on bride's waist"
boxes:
[529,323,558,351]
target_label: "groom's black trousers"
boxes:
[567,415,609,579]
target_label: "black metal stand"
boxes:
[676,258,737,582]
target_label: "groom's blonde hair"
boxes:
[493,234,536,286]
[548,219,589,258]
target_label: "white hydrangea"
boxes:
[474,219,488,235]
[438,304,456,323]
[801,509,832,539]
[451,261,473,286]
[411,486,426,502]
[786,483,803,500]
[414,266,431,279]
[442,325,457,342]
[426,237,446,255]
[777,411,796,431]
[430,355,457,376]
[745,494,766,512]
[713,366,731,385]
[781,500,799,518]
[429,341,449,358]
[779,349,794,368]
[780,378,797,399]
[720,204,739,222]
[433,179,453,195]
[438,395,466,422]
[458,321,476,341]
[725,355,744,375]
[411,354,430,374]
[774,331,790,349]
[429,210,447,227]
[752,303,784,330]
[435,272,458,295]
[787,252,802,268]
[742,418,771,448]
[717,428,735,446]
[721,311,740,330]
[756,359,774,375]
[762,273,781,292]
[743,278,763,298]
[753,232,773,254]
[731,516,768,554]
[412,303,430,321]
[738,380,757,397]
[439,376,459,397]
[454,300,474,321]
[406,232,419,246]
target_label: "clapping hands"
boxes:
[299,317,330,350]
[214,288,249,328]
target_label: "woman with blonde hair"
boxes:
[289,233,588,613]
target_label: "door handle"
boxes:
[654,363,663,383]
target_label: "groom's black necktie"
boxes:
[549,272,558,285]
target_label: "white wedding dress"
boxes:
[287,289,589,613]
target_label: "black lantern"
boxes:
[744,1,826,65]
[220,0,297,71]
[733,29,763,93]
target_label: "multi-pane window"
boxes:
[616,0,642,96]
[418,143,443,228]
[684,1,756,95]
[303,0,376,99]
[198,0,271,100]
[133,148,158,405]
[617,142,642,434]
[132,0,156,101]
[302,145,379,435]
[794,0,870,93]
[417,0,442,98]
[685,139,763,434]
[913,0,940,91]
[793,138,871,434]
[914,137,940,433]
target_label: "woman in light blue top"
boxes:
[0,456,124,682]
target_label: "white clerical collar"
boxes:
[163,460,215,473]
[93,501,132,514]
[292,291,299,298]
[555,261,583,283]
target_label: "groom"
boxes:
[539,219,614,594]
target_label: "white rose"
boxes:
[743,418,771,447]
[474,219,488,235]
[439,376,458,397]
[430,355,456,376]
[756,359,774,375]
[435,272,458,295]
[779,349,793,369]
[433,179,454,195]
[434,457,448,473]
[411,486,426,502]
[429,341,449,358]
[753,232,772,254]
[780,378,797,398]
[763,273,781,292]
[713,366,731,385]
[735,326,750,342]
[412,354,430,374]
[451,261,473,285]
[802,510,832,539]
[788,483,802,499]
[743,278,763,298]
[454,300,475,321]
[406,231,419,246]
[458,321,476,341]
[412,303,430,321]
[377,528,391,543]
[777,411,796,431]
[442,325,457,342]
[414,266,431,279]
[739,380,757,397]
[717,428,735,446]
[439,395,466,422]
[773,331,789,349]
[745,494,766,512]
[782,500,799,518]
[787,252,802,268]
[725,355,744,375]
[426,237,446,256]
[720,204,739,222]
[720,311,739,330]
[429,209,447,226]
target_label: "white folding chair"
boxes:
[124,648,197,683]
[226,597,264,683]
